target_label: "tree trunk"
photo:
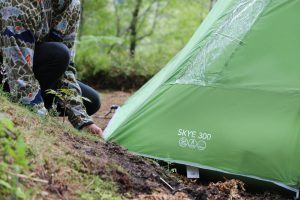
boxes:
[129,0,142,57]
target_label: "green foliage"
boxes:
[161,161,177,174]
[46,89,91,122]
[46,88,91,104]
[0,117,29,199]
[76,0,210,82]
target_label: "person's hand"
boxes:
[83,124,103,136]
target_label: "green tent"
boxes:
[104,0,300,193]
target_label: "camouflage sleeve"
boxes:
[0,1,47,115]
[49,0,93,129]
[57,67,93,129]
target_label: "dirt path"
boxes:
[86,91,289,200]
[93,91,132,130]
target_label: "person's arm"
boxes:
[0,2,47,115]
[56,66,94,129]
[49,0,100,131]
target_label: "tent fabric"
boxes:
[104,0,300,189]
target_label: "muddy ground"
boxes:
[81,91,291,200]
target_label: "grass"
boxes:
[0,92,121,200]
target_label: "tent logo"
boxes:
[196,140,206,150]
[178,137,207,150]
[179,137,189,148]
[178,129,211,151]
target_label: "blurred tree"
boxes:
[76,0,210,84]
[109,0,164,57]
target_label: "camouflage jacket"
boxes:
[0,0,93,129]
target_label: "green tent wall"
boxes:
[104,0,300,192]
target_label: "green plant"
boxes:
[0,117,29,199]
[161,161,177,174]
[46,89,91,123]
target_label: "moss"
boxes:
[0,93,120,199]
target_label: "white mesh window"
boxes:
[173,0,270,86]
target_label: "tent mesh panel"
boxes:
[173,0,270,86]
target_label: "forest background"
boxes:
[76,0,215,89]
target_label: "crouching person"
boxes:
[0,0,102,135]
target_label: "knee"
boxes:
[45,42,70,75]
[53,43,71,70]
[35,42,71,71]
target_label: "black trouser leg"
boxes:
[33,42,70,108]
[32,42,101,115]
[77,81,101,115]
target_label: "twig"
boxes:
[153,174,174,191]
[159,176,174,191]
[4,128,17,139]
[7,171,48,184]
